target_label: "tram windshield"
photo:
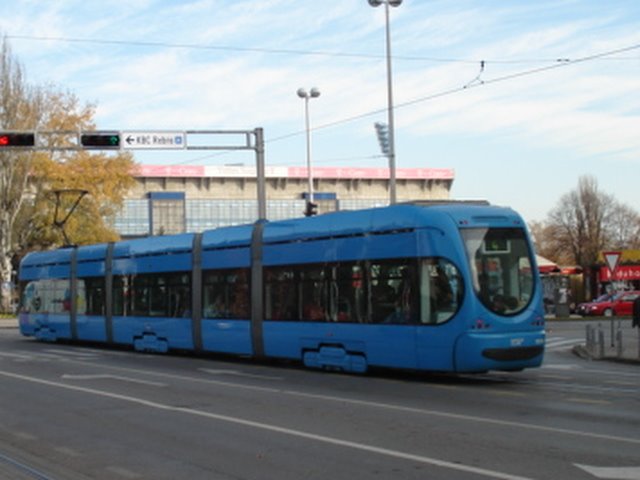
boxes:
[461,227,534,316]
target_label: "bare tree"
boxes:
[546,176,614,269]
[605,201,640,250]
[0,37,42,311]
[529,220,573,265]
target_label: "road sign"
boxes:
[603,251,621,277]
[122,131,186,150]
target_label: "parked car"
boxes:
[580,291,640,317]
[576,293,615,316]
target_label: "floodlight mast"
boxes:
[368,0,402,204]
[297,87,321,216]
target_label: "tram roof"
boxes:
[21,202,524,268]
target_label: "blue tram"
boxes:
[18,202,545,373]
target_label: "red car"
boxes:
[582,291,640,317]
[576,293,614,316]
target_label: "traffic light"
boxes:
[0,132,35,148]
[305,201,318,217]
[80,132,120,149]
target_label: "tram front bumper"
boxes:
[454,331,545,372]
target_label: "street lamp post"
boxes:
[297,87,321,216]
[368,0,402,205]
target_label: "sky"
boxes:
[2,0,639,222]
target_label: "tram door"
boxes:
[366,261,418,369]
[415,259,464,371]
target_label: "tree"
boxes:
[546,176,613,269]
[0,36,135,312]
[0,37,42,311]
[528,220,573,265]
[17,90,136,250]
[604,202,640,250]
[535,175,640,269]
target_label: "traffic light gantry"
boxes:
[0,131,123,151]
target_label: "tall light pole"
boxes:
[297,87,321,216]
[368,0,402,205]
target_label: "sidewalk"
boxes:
[0,317,18,329]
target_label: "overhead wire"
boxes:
[7,34,638,65]
[8,34,639,165]
[172,41,640,165]
[287,42,640,137]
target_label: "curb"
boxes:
[0,318,18,329]
[571,344,640,365]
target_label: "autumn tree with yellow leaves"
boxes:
[0,36,135,311]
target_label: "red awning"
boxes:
[536,255,560,274]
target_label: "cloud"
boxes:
[3,0,640,167]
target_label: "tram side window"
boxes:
[131,275,151,316]
[112,275,128,316]
[334,263,366,323]
[300,267,327,321]
[168,273,190,317]
[370,260,418,324]
[82,277,104,316]
[118,272,190,318]
[20,279,70,314]
[265,267,298,321]
[419,258,463,324]
[202,268,250,319]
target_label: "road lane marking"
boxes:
[106,466,142,479]
[605,380,638,387]
[0,368,536,480]
[0,450,56,480]
[487,390,526,397]
[53,446,82,457]
[545,338,583,350]
[541,364,579,370]
[200,368,283,381]
[575,463,640,479]
[566,397,611,406]
[44,349,98,358]
[0,352,33,361]
[42,358,640,446]
[537,374,571,380]
[61,374,166,387]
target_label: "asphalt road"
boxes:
[0,323,639,480]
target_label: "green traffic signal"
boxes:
[80,132,121,149]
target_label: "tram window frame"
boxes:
[115,272,190,318]
[112,275,128,316]
[369,259,418,324]
[264,259,417,324]
[19,278,70,315]
[81,277,105,316]
[418,258,464,325]
[264,267,298,321]
[202,268,250,320]
[302,265,334,321]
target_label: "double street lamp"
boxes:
[297,87,321,216]
[368,0,402,205]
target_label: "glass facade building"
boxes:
[112,165,454,238]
